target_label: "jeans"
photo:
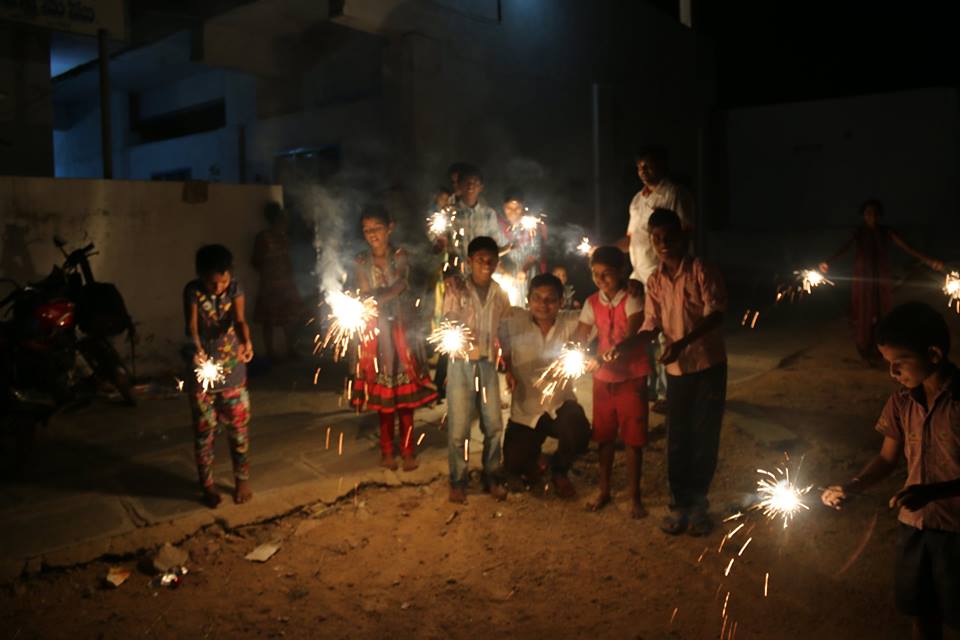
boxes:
[503,401,591,477]
[446,358,503,487]
[666,363,726,513]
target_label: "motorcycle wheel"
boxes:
[78,337,137,406]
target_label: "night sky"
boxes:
[693,1,960,108]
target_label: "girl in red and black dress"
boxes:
[820,200,944,362]
[353,210,437,471]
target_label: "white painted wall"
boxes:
[0,177,283,375]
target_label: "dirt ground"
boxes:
[0,322,921,639]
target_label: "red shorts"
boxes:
[592,376,648,447]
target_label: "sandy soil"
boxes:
[0,321,921,639]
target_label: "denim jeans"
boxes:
[446,358,503,487]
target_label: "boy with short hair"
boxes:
[183,244,255,507]
[501,273,591,497]
[442,236,511,503]
[612,208,727,535]
[455,166,501,252]
[574,246,650,518]
[822,302,960,639]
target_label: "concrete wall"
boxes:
[0,176,283,375]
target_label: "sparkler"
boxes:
[755,464,813,529]
[427,321,476,361]
[427,208,455,238]
[576,236,593,256]
[194,356,225,392]
[514,214,543,238]
[322,290,378,360]
[492,272,524,306]
[535,342,589,404]
[943,271,960,314]
[776,268,835,304]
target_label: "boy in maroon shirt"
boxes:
[822,302,960,639]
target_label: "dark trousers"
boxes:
[503,401,591,477]
[666,363,727,512]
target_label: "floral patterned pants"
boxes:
[189,385,251,489]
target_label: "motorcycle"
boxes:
[0,237,137,415]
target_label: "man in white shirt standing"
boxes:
[500,273,591,498]
[621,148,695,409]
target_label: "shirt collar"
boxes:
[598,289,627,306]
[656,255,692,280]
[904,362,959,406]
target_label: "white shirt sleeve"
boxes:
[578,300,594,326]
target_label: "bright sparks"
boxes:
[755,465,813,529]
[194,357,225,392]
[427,208,455,238]
[427,321,475,361]
[535,342,589,404]
[322,290,378,360]
[492,272,525,307]
[798,268,834,294]
[576,236,593,256]
[943,271,960,313]
[517,214,542,235]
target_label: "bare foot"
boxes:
[631,498,648,519]
[234,480,253,504]
[586,492,611,512]
[380,453,398,470]
[402,455,419,472]
[202,488,221,509]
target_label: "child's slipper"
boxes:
[660,513,688,535]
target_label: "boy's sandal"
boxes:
[660,513,688,535]
[687,515,714,537]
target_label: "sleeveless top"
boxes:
[588,292,651,383]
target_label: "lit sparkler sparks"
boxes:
[514,213,543,238]
[755,464,813,528]
[427,321,476,361]
[322,290,378,360]
[492,271,524,306]
[776,268,836,304]
[427,208,455,238]
[535,342,589,404]
[576,236,593,256]
[194,357,225,392]
[943,271,960,313]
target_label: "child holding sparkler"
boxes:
[822,302,960,639]
[573,246,650,518]
[442,235,512,503]
[609,209,728,535]
[819,199,945,363]
[498,188,546,284]
[354,210,438,471]
[182,245,255,508]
